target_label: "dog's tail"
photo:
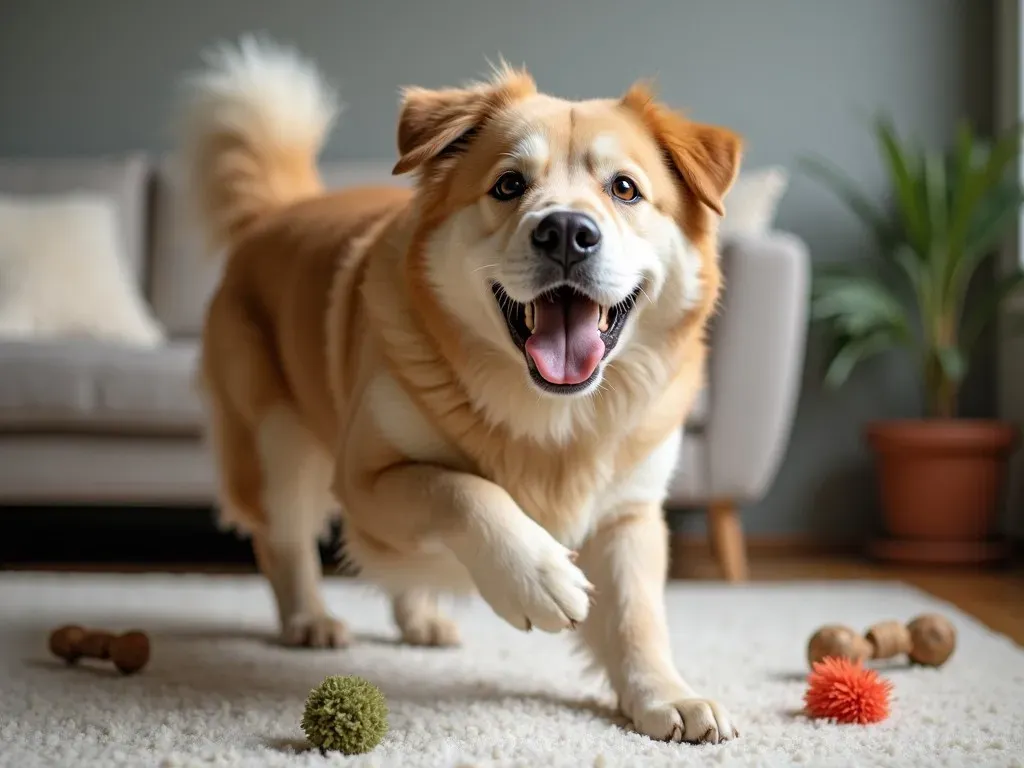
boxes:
[178,35,340,256]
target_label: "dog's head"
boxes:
[394,66,741,404]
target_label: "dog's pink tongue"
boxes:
[525,295,605,386]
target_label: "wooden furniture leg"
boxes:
[708,501,749,582]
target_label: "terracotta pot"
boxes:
[864,419,1019,564]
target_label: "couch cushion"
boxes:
[148,157,224,336]
[0,339,203,436]
[0,154,150,288]
[0,193,165,346]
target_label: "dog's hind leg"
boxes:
[251,405,348,648]
[391,588,461,647]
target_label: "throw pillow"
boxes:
[720,165,789,239]
[0,193,165,346]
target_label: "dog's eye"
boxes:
[611,175,641,203]
[490,170,527,201]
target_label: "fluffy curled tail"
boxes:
[178,35,340,255]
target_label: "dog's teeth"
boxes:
[598,305,610,333]
[525,302,535,332]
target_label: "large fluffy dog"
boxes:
[181,37,742,744]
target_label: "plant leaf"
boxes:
[812,269,912,390]
[947,180,1024,311]
[811,275,910,339]
[925,150,949,243]
[965,179,1024,258]
[924,151,951,300]
[947,122,1024,255]
[874,117,928,255]
[892,243,925,298]
[960,270,1024,348]
[823,331,899,389]
[934,344,967,385]
[947,120,979,242]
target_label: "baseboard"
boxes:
[670,532,861,558]
[669,532,1024,579]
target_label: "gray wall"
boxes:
[0,0,996,538]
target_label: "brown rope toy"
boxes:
[48,625,150,675]
[807,613,956,669]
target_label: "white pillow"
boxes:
[720,166,789,239]
[0,194,165,346]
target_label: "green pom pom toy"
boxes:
[301,675,389,754]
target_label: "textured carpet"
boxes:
[1,573,1022,768]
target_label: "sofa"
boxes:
[0,154,810,581]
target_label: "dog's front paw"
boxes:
[630,698,739,745]
[281,613,350,648]
[467,523,593,633]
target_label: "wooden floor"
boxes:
[7,553,1023,647]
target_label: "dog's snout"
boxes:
[531,211,602,268]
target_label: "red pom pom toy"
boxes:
[804,656,892,724]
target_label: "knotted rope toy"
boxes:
[807,613,956,669]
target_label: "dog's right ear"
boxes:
[392,66,536,176]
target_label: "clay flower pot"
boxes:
[865,420,1019,564]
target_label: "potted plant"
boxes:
[801,116,1024,564]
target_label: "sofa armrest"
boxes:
[704,231,810,502]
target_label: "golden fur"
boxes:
[182,37,743,743]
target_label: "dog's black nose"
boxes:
[531,211,602,268]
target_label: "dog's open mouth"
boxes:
[491,282,642,394]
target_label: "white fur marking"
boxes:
[366,372,465,466]
[601,429,683,515]
[512,133,550,167]
[591,134,620,165]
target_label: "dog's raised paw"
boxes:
[281,613,350,649]
[631,698,738,745]
[477,537,593,634]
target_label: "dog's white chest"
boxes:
[366,372,468,468]
[564,429,684,548]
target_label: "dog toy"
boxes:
[301,675,389,754]
[807,613,956,668]
[48,625,151,675]
[804,656,892,724]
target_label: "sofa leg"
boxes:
[708,501,749,582]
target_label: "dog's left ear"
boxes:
[621,83,742,216]
[393,66,536,175]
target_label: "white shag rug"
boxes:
[1,573,1022,768]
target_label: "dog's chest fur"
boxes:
[366,367,682,548]
[483,426,681,546]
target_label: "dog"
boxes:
[179,36,742,744]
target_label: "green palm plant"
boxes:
[800,116,1024,418]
